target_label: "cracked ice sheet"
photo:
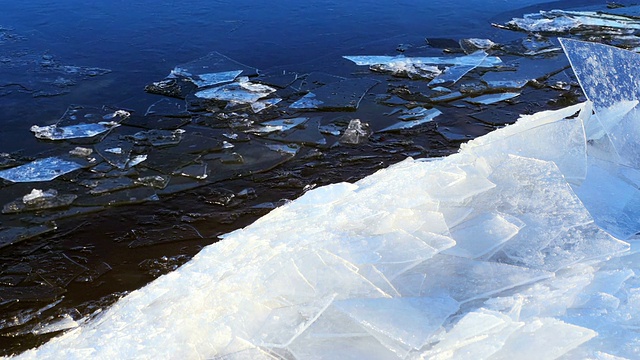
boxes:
[505,10,640,33]
[343,52,502,67]
[0,157,83,182]
[334,296,459,356]
[30,123,118,140]
[379,108,441,132]
[289,78,379,111]
[392,254,553,303]
[429,51,492,85]
[169,51,258,87]
[195,80,276,103]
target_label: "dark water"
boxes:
[0,0,610,355]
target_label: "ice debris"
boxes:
[15,37,640,360]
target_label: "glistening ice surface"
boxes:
[12,42,640,359]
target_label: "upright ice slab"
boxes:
[560,38,640,239]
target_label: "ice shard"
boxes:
[169,51,258,87]
[379,108,441,132]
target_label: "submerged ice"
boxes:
[13,41,640,360]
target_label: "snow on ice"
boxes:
[12,39,640,359]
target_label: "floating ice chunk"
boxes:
[289,93,323,109]
[465,92,520,105]
[0,157,83,182]
[370,61,441,80]
[195,81,276,103]
[102,109,130,120]
[460,38,498,53]
[188,70,243,88]
[251,97,281,113]
[334,296,459,355]
[130,129,185,147]
[343,53,502,67]
[2,188,77,213]
[290,78,379,111]
[397,107,434,121]
[504,10,640,33]
[339,119,371,144]
[169,51,258,85]
[248,117,308,134]
[0,224,57,249]
[265,143,299,156]
[379,108,441,132]
[30,122,118,140]
[481,55,569,91]
[429,51,489,85]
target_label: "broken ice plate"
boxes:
[343,52,502,67]
[248,117,308,134]
[195,81,276,104]
[168,51,258,86]
[465,92,520,105]
[0,157,84,182]
[290,78,379,111]
[2,188,77,214]
[380,108,442,132]
[30,122,119,140]
[178,70,243,88]
[429,51,491,85]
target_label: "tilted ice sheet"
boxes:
[560,38,640,111]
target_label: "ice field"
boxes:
[10,39,640,359]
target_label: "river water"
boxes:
[0,0,614,355]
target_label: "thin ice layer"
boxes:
[30,123,118,140]
[379,108,441,132]
[195,80,276,103]
[343,53,502,67]
[0,157,83,183]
